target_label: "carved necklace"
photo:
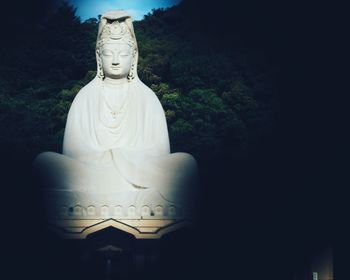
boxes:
[101,81,129,119]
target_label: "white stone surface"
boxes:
[33,10,198,221]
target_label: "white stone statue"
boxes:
[33,10,198,220]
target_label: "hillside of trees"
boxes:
[0,1,279,168]
[2,3,340,280]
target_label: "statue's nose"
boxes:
[112,55,119,65]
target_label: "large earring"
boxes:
[127,49,137,81]
[97,51,104,79]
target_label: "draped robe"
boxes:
[34,10,197,213]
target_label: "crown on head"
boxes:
[97,20,134,49]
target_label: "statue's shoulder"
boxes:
[72,78,98,104]
[137,80,161,104]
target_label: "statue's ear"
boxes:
[96,50,102,64]
[96,49,104,79]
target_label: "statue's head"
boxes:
[96,11,138,81]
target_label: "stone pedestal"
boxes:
[49,217,194,239]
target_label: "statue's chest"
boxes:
[93,89,145,149]
[98,88,131,128]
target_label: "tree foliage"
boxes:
[0,2,279,163]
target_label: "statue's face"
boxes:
[100,43,133,79]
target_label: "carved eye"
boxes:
[102,50,113,56]
[120,51,130,57]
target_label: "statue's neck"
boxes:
[102,77,129,96]
[103,77,129,87]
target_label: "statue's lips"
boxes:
[111,66,121,70]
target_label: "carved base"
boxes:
[44,190,195,239]
[49,218,194,239]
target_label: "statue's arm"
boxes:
[150,95,171,155]
[62,98,85,158]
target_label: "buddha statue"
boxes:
[33,10,198,220]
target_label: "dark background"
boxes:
[0,0,344,279]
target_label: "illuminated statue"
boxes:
[33,10,198,219]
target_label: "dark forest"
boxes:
[0,0,343,279]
